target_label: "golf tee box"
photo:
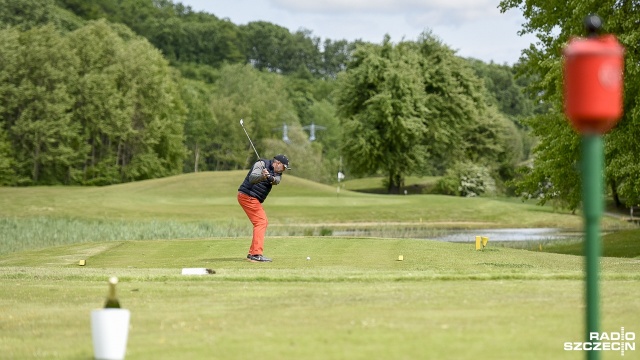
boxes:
[181,268,215,275]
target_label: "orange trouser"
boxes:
[237,192,268,255]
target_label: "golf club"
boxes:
[239,119,260,159]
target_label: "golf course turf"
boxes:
[0,171,638,359]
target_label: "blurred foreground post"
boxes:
[562,14,624,360]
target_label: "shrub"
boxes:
[320,227,333,236]
[435,162,496,197]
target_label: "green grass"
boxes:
[539,228,640,258]
[342,175,440,194]
[0,171,619,227]
[1,238,639,359]
[1,172,639,359]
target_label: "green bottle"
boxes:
[104,276,121,308]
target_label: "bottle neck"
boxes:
[108,283,117,300]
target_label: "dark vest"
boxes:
[238,159,275,203]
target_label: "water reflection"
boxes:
[431,228,583,243]
[331,227,585,242]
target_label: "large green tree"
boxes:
[336,36,431,194]
[337,34,497,194]
[414,33,490,174]
[500,0,640,209]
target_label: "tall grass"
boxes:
[0,217,247,255]
[0,217,344,255]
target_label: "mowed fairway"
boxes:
[0,171,639,359]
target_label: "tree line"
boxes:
[55,0,358,79]
[0,21,185,185]
[0,0,537,196]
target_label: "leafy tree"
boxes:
[0,0,58,29]
[414,33,492,175]
[0,20,187,185]
[336,36,431,193]
[111,38,187,181]
[337,33,510,194]
[66,20,132,184]
[0,25,83,184]
[241,22,323,76]
[467,59,535,124]
[0,127,16,185]
[320,39,356,79]
[181,79,216,173]
[307,99,341,159]
[263,123,327,182]
[464,106,525,183]
[67,20,187,183]
[500,0,640,209]
[285,66,316,124]
[516,112,581,210]
[206,64,299,170]
[57,0,245,67]
[54,0,113,20]
[142,12,244,66]
[242,21,295,73]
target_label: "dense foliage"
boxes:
[0,0,537,193]
[0,20,186,185]
[336,34,528,193]
[500,0,640,209]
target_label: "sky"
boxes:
[177,0,537,65]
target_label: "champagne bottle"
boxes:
[104,276,121,308]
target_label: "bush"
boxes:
[433,176,460,196]
[435,162,496,197]
[320,227,333,236]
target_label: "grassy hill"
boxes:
[0,170,627,227]
[341,175,440,194]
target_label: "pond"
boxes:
[331,227,585,243]
[429,228,584,243]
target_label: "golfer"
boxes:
[238,154,291,262]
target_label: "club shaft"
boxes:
[240,121,260,159]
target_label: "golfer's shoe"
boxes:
[247,254,272,262]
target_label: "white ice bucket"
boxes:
[91,309,130,360]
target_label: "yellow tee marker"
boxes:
[475,236,482,251]
[481,236,489,248]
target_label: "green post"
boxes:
[581,134,603,360]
